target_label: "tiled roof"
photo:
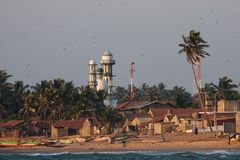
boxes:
[0,120,24,129]
[150,108,201,121]
[171,108,202,115]
[53,118,87,129]
[117,100,174,111]
[116,100,147,110]
[200,112,236,121]
[125,112,152,121]
[134,117,153,124]
[175,114,193,120]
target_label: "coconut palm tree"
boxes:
[179,30,212,131]
[170,86,193,108]
[112,86,129,104]
[12,81,29,114]
[52,78,65,119]
[0,70,13,117]
[210,76,240,100]
[99,106,124,134]
[19,90,36,119]
[31,80,54,120]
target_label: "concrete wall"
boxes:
[92,125,100,135]
[153,122,175,134]
[131,118,140,126]
[171,116,180,125]
[194,120,207,129]
[179,121,188,132]
[0,129,23,138]
[79,119,91,137]
[236,112,240,133]
[51,125,68,138]
[218,100,240,112]
[163,116,171,122]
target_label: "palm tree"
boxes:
[210,76,240,100]
[170,86,192,108]
[179,30,212,131]
[99,106,124,134]
[19,90,36,119]
[63,82,80,119]
[12,81,29,114]
[52,78,65,119]
[31,80,54,120]
[112,86,129,104]
[0,70,13,117]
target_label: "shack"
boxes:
[51,118,91,138]
[0,120,25,138]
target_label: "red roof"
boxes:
[200,112,236,121]
[125,112,152,122]
[176,114,193,119]
[149,108,171,122]
[53,118,87,129]
[116,100,146,110]
[0,120,24,129]
[149,108,201,121]
[171,108,201,115]
[117,100,174,111]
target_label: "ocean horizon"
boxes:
[0,150,239,160]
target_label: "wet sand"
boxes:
[1,132,239,153]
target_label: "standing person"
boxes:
[228,133,231,145]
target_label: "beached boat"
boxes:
[93,136,110,142]
[75,137,86,143]
[0,140,39,147]
[44,141,65,148]
[114,135,128,141]
[45,143,65,148]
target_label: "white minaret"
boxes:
[88,60,97,89]
[100,50,115,94]
[96,67,107,91]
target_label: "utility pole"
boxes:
[130,62,135,101]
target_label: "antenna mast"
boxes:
[130,62,135,100]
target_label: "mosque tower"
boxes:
[96,67,107,91]
[88,60,97,89]
[100,50,115,94]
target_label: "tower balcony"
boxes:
[100,60,115,65]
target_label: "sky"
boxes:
[0,0,240,93]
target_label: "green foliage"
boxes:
[179,30,210,64]
[204,76,240,100]
[99,106,124,133]
[114,83,194,108]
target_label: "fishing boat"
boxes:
[0,140,39,147]
[45,142,65,148]
[113,134,128,141]
[93,136,110,142]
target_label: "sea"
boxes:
[0,150,240,160]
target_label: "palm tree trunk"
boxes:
[191,63,213,132]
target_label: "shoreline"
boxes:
[1,140,240,153]
[1,132,239,153]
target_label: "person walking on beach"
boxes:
[228,133,231,145]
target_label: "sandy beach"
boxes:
[1,132,240,153]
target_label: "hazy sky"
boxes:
[0,0,240,92]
